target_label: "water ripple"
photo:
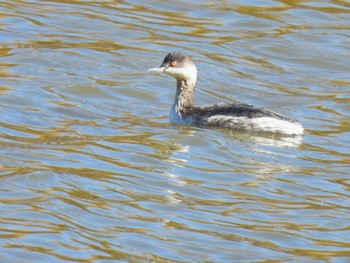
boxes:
[1,0,350,262]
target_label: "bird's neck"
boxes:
[174,79,196,112]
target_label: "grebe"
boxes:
[148,52,304,135]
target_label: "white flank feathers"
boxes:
[206,115,304,135]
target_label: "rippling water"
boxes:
[1,0,349,262]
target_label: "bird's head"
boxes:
[148,52,197,84]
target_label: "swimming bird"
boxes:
[148,52,304,135]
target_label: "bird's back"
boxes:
[178,103,304,135]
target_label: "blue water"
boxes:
[0,0,349,262]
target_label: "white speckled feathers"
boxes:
[149,52,304,135]
[205,115,304,135]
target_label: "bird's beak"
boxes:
[147,67,167,73]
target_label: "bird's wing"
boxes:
[188,103,295,122]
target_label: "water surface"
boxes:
[0,0,349,262]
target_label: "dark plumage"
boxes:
[148,52,304,135]
[184,103,296,122]
[160,52,189,68]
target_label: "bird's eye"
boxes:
[170,61,177,67]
